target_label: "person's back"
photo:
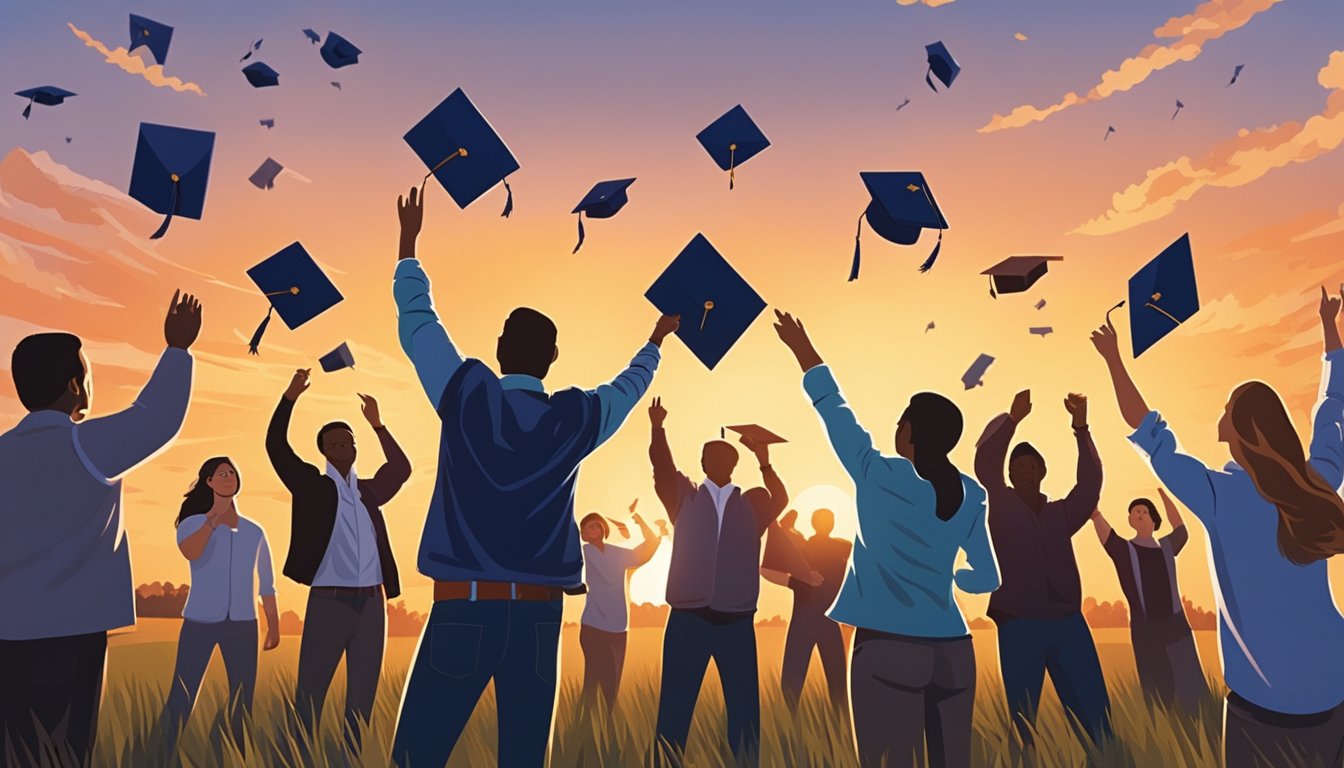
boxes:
[797,534,849,615]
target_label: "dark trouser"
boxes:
[997,613,1113,747]
[850,629,975,768]
[295,588,386,748]
[579,624,627,708]
[655,609,760,767]
[0,631,107,768]
[1130,612,1206,713]
[1225,692,1344,768]
[781,609,848,712]
[391,598,562,768]
[161,619,258,749]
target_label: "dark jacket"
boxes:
[266,397,411,599]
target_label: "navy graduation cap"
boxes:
[320,32,362,69]
[128,123,215,240]
[571,178,635,253]
[319,342,355,372]
[246,242,344,354]
[925,41,960,92]
[249,158,283,190]
[242,62,280,88]
[697,105,770,190]
[982,256,1064,298]
[129,14,173,66]
[645,234,766,370]
[1125,233,1199,357]
[302,28,321,44]
[15,86,75,120]
[405,88,519,216]
[851,171,948,280]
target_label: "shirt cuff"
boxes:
[394,258,424,278]
[1127,410,1166,455]
[637,341,662,361]
[802,364,839,401]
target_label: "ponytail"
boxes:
[901,393,967,522]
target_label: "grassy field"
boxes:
[77,620,1228,767]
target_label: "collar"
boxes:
[1223,461,1244,473]
[500,374,546,393]
[702,478,738,496]
[16,410,75,430]
[325,462,358,487]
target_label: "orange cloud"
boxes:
[68,23,205,95]
[979,0,1282,133]
[1292,203,1344,243]
[1073,51,1344,235]
[1014,32,1029,42]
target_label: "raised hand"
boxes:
[1065,392,1088,429]
[397,185,425,260]
[284,368,311,402]
[649,396,667,428]
[164,290,203,350]
[772,310,823,371]
[358,393,383,429]
[1009,390,1032,423]
[739,433,770,465]
[650,314,681,347]
[1090,320,1121,362]
[1320,284,1343,323]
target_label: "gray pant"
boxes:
[295,589,385,747]
[1225,693,1344,768]
[781,610,848,712]
[161,619,257,747]
[850,629,976,768]
[1131,613,1206,713]
[579,625,627,708]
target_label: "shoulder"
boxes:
[177,513,208,535]
[960,474,988,506]
[239,516,268,538]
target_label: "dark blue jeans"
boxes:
[655,609,760,766]
[391,598,562,768]
[997,613,1113,747]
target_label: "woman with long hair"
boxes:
[160,457,280,749]
[1092,286,1344,768]
[774,310,1000,768]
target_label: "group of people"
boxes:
[2,181,1343,768]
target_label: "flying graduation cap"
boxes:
[331,81,342,91]
[1228,64,1245,87]
[722,424,787,448]
[571,178,635,253]
[1035,299,1047,310]
[248,158,284,190]
[245,242,344,354]
[128,122,215,239]
[405,88,519,216]
[1029,326,1054,337]
[925,41,961,92]
[696,105,770,190]
[961,353,995,390]
[981,256,1063,298]
[1125,233,1200,357]
[15,86,75,119]
[302,28,321,44]
[1172,99,1184,121]
[242,62,280,88]
[319,342,355,372]
[320,32,362,69]
[129,14,173,66]
[1104,126,1116,141]
[851,171,948,280]
[645,234,766,370]
[260,118,275,129]
[240,39,262,62]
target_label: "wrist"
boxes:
[398,235,418,261]
[369,422,385,430]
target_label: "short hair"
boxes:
[498,308,558,378]
[1130,497,1162,530]
[11,333,84,412]
[579,512,609,540]
[1009,442,1046,469]
[317,421,354,451]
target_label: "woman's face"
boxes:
[206,463,239,498]
[581,519,606,544]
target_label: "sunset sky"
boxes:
[3,1,1344,639]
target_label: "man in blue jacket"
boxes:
[388,186,679,768]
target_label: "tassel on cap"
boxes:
[500,177,513,218]
[573,213,585,254]
[22,98,33,119]
[917,229,942,273]
[149,174,181,240]
[926,67,938,92]
[989,276,997,299]
[248,306,273,355]
[848,211,864,282]
[728,144,736,190]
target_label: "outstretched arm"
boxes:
[1062,394,1103,534]
[1089,509,1114,546]
[649,398,692,522]
[265,370,322,492]
[974,391,1031,495]
[590,314,679,448]
[393,187,465,407]
[626,513,662,569]
[745,439,789,531]
[358,394,413,504]
[1309,285,1344,489]
[1091,321,1150,430]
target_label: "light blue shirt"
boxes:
[0,348,192,640]
[1128,349,1344,715]
[802,365,1000,638]
[311,464,384,588]
[393,258,660,446]
[176,514,275,623]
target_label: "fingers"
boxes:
[168,289,180,314]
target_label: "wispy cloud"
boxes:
[1073,51,1344,235]
[68,23,205,95]
[896,0,956,6]
[979,0,1282,133]
[1292,203,1344,243]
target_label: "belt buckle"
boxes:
[510,582,518,600]
[469,581,478,602]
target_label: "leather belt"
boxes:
[434,580,564,602]
[311,585,383,598]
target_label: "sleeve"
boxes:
[750,467,790,532]
[256,529,276,597]
[365,426,412,504]
[1166,525,1190,556]
[650,427,693,522]
[618,545,640,569]
[176,514,207,543]
[591,343,661,448]
[394,258,465,407]
[71,348,192,482]
[801,365,885,482]
[1103,531,1130,562]
[1307,349,1344,490]
[973,413,1015,495]
[1060,428,1104,534]
[953,494,1001,594]
[265,397,321,493]
[1128,410,1219,524]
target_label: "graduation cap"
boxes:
[248,158,284,190]
[320,32,362,69]
[303,28,320,44]
[259,118,275,129]
[128,122,215,239]
[722,424,787,446]
[319,342,355,372]
[245,242,344,354]
[645,233,766,370]
[1228,64,1244,87]
[129,14,173,66]
[240,38,262,62]
[925,41,961,92]
[1029,326,1053,337]
[15,86,75,120]
[1172,99,1184,121]
[1035,299,1047,310]
[926,321,935,332]
[1104,126,1116,141]
[1125,233,1199,357]
[405,88,519,216]
[604,517,631,539]
[851,171,948,280]
[696,105,770,190]
[330,81,342,91]
[65,137,73,143]
[242,62,280,88]
[571,178,635,253]
[981,256,1063,298]
[961,353,995,390]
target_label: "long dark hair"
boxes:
[900,393,966,521]
[176,457,238,528]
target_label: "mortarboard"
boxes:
[302,28,321,45]
[604,517,631,539]
[1035,299,1047,310]
[696,105,770,190]
[15,86,75,120]
[260,118,275,129]
[1104,126,1116,141]
[1029,326,1053,337]
[645,233,766,370]
[320,32,362,69]
[331,81,342,91]
[571,178,636,253]
[240,38,262,62]
[1228,64,1244,87]
[128,122,215,239]
[926,321,936,332]
[405,88,519,216]
[319,342,355,372]
[245,242,344,354]
[981,256,1063,298]
[249,158,284,190]
[65,137,73,143]
[722,424,787,446]
[925,41,961,92]
[1125,233,1199,357]
[961,353,995,390]
[129,14,173,66]
[1172,99,1184,121]
[242,62,280,88]
[851,171,948,280]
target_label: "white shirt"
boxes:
[581,542,638,633]
[311,464,384,588]
[702,478,738,534]
[177,513,275,622]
